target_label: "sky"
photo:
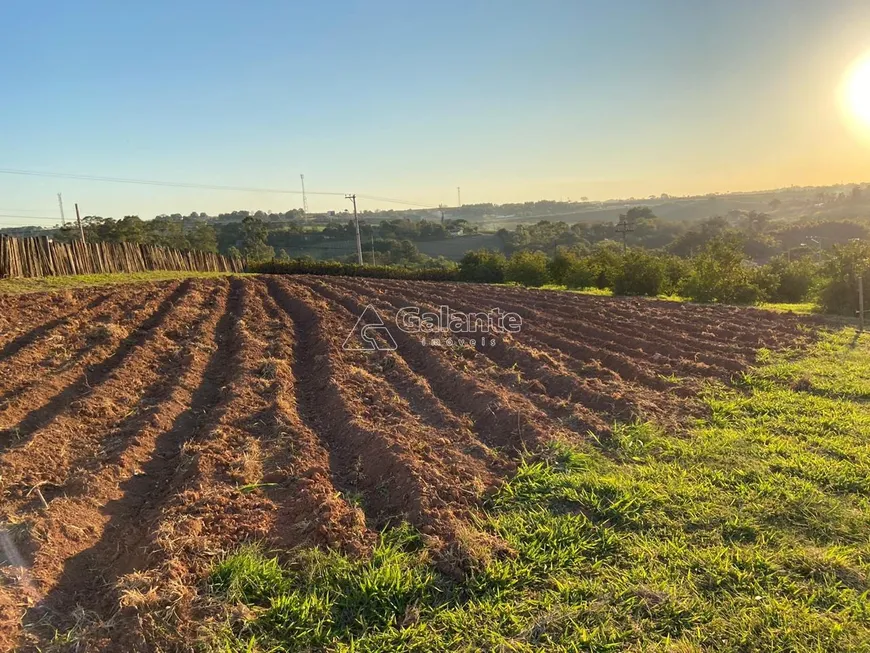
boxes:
[3,0,870,226]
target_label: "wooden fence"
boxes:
[0,235,245,279]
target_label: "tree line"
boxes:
[457,236,869,315]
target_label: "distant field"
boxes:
[414,233,502,259]
[286,234,504,261]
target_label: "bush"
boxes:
[586,245,624,289]
[458,249,507,283]
[660,254,691,295]
[563,258,599,289]
[548,249,581,285]
[761,256,819,303]
[680,235,767,304]
[505,250,550,287]
[818,241,870,315]
[612,250,666,297]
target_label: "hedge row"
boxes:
[250,259,460,282]
[249,238,870,315]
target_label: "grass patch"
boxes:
[755,301,820,315]
[542,284,822,311]
[0,270,239,294]
[207,329,870,652]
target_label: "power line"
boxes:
[0,167,348,197]
[0,167,446,211]
[0,214,62,221]
[355,193,436,208]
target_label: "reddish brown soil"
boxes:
[0,275,819,651]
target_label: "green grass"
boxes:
[755,302,820,315]
[207,329,870,652]
[0,270,238,294]
[539,284,825,312]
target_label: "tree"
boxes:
[458,249,507,283]
[187,222,218,253]
[505,251,550,287]
[612,249,666,297]
[625,206,656,223]
[763,255,818,303]
[548,248,581,285]
[146,216,188,249]
[818,241,870,315]
[680,234,766,304]
[117,216,145,243]
[240,216,274,261]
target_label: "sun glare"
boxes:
[842,52,870,132]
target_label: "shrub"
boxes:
[586,245,624,289]
[612,250,666,297]
[660,254,691,295]
[761,256,819,303]
[458,249,507,283]
[505,250,550,287]
[818,241,870,315]
[563,258,599,289]
[680,235,767,304]
[250,259,459,282]
[548,249,581,285]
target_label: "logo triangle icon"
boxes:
[342,304,397,351]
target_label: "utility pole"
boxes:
[859,274,865,333]
[74,203,86,243]
[615,214,634,253]
[57,193,66,226]
[809,236,822,264]
[346,194,363,265]
[300,174,309,215]
[457,186,461,207]
[370,230,376,265]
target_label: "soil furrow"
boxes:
[0,285,161,417]
[0,283,218,508]
[460,283,760,356]
[270,280,506,474]
[0,280,227,645]
[325,277,620,431]
[0,281,189,449]
[337,278,668,412]
[267,278,500,574]
[330,277,676,396]
[0,290,113,357]
[367,279,742,378]
[20,278,240,649]
[295,277,568,454]
[0,273,822,652]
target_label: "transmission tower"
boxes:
[300,174,309,214]
[57,193,66,226]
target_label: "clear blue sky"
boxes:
[3,0,870,225]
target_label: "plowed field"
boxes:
[0,275,817,650]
